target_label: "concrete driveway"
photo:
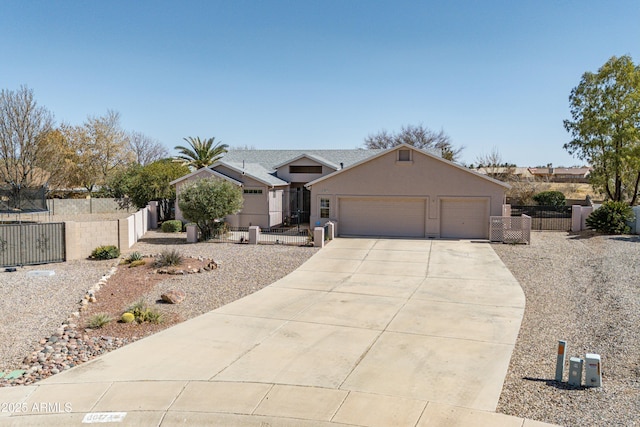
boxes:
[0,238,556,426]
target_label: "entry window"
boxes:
[243,189,263,194]
[398,149,411,161]
[320,198,330,218]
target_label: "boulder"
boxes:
[161,289,186,304]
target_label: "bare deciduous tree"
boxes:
[0,86,54,191]
[129,131,168,165]
[364,124,463,162]
[475,146,515,180]
[61,111,134,192]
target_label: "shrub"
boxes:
[533,190,566,207]
[155,249,182,267]
[90,245,120,260]
[127,252,143,262]
[161,220,183,233]
[586,201,634,234]
[178,177,243,241]
[126,300,163,324]
[121,312,135,323]
[88,313,113,329]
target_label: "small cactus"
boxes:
[128,259,146,268]
[121,312,135,323]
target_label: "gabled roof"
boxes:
[214,160,289,187]
[305,143,511,189]
[169,167,243,186]
[221,149,384,172]
[273,153,339,170]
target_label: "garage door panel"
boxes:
[440,199,489,239]
[339,198,426,237]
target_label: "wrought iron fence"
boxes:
[0,222,66,267]
[203,225,311,246]
[206,226,250,244]
[260,227,311,246]
[510,205,572,231]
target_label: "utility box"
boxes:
[584,353,602,387]
[568,357,583,387]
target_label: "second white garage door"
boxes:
[440,198,489,239]
[338,197,426,237]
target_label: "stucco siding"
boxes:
[276,157,335,184]
[308,147,506,238]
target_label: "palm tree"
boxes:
[174,137,229,170]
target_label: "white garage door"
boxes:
[440,198,489,239]
[339,198,426,237]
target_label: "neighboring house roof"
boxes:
[528,167,591,177]
[305,143,511,189]
[475,167,532,178]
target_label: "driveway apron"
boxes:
[0,238,558,426]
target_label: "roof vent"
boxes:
[340,162,344,169]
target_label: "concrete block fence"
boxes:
[64,204,154,261]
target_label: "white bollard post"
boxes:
[568,357,583,387]
[584,353,602,387]
[555,340,567,382]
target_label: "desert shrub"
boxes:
[155,249,182,267]
[586,201,634,234]
[178,177,243,240]
[533,190,566,207]
[88,313,113,329]
[120,312,135,323]
[126,252,143,262]
[90,245,120,260]
[126,300,164,324]
[161,220,183,233]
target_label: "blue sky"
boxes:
[2,1,639,167]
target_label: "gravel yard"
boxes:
[493,231,640,427]
[0,231,318,378]
[2,229,638,427]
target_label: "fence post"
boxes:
[571,205,583,232]
[313,227,324,248]
[249,226,260,244]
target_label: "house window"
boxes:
[398,149,411,161]
[243,189,263,194]
[320,198,330,218]
[290,165,322,174]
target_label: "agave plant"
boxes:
[174,136,228,170]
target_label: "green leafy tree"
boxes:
[533,190,566,207]
[178,177,243,240]
[174,136,228,170]
[106,159,189,209]
[563,55,640,204]
[364,124,463,162]
[586,201,634,234]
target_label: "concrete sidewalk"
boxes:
[0,238,557,426]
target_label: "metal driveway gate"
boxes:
[0,222,66,267]
[510,205,572,231]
